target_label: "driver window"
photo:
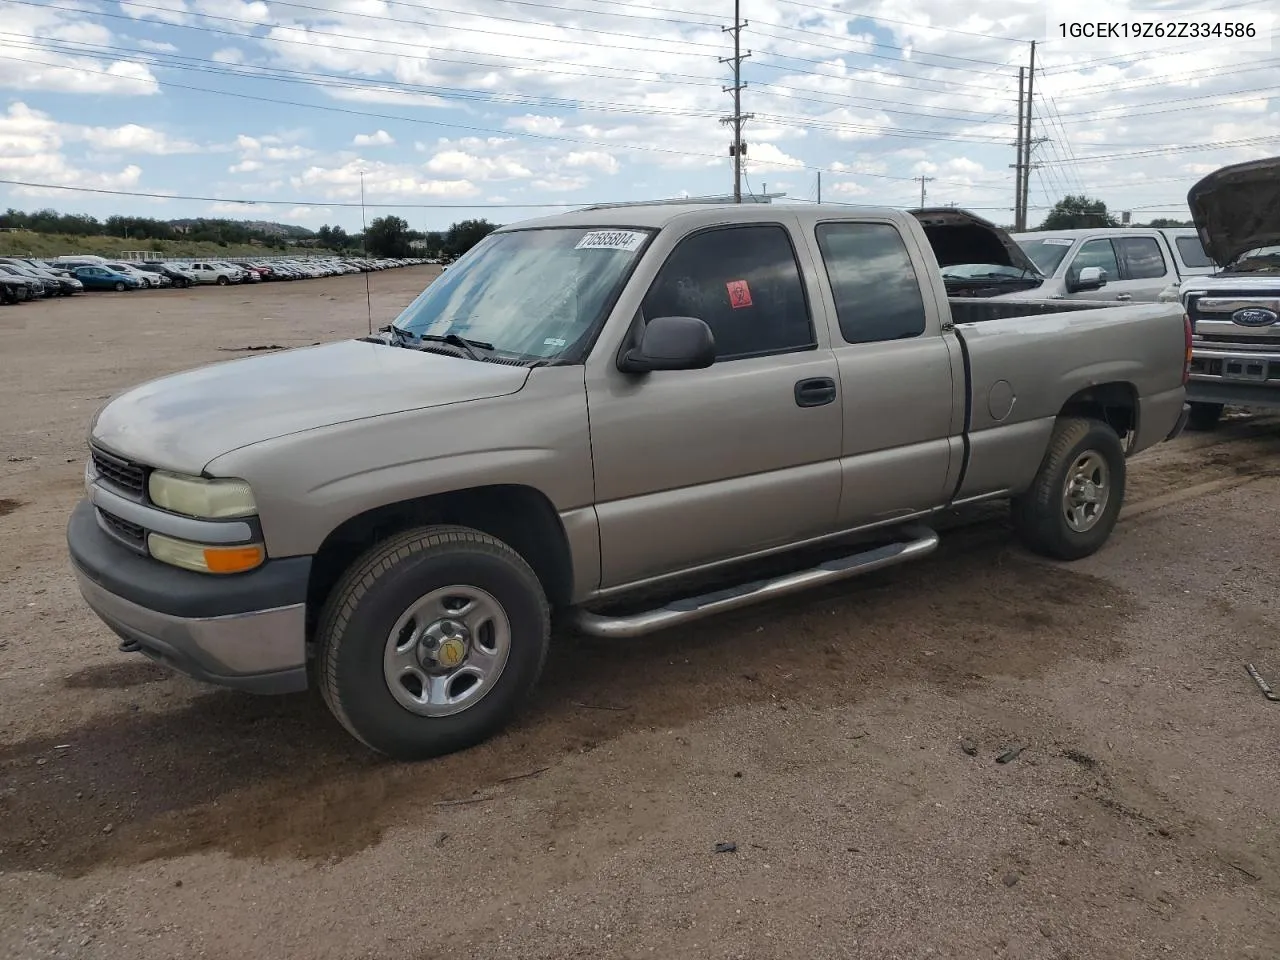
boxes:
[640,224,815,362]
[1071,239,1119,281]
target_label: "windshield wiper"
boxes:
[418,333,494,361]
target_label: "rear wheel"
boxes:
[316,525,551,760]
[1186,402,1223,431]
[1012,417,1126,561]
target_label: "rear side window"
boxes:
[1114,236,1167,279]
[1175,235,1213,268]
[814,221,927,344]
[641,224,814,361]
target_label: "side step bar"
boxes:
[571,525,940,639]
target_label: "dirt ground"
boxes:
[1,270,1278,960]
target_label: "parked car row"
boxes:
[0,254,426,302]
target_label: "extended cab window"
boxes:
[1114,236,1166,279]
[641,224,814,361]
[1176,235,1213,268]
[1071,239,1119,281]
[814,221,926,344]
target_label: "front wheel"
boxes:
[316,525,551,760]
[1186,402,1223,431]
[113,281,126,292]
[216,275,229,286]
[1012,417,1126,561]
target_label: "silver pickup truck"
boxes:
[1174,156,1280,430]
[67,203,1192,759]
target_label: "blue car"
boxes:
[72,266,142,292]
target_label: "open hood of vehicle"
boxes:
[1187,155,1280,267]
[909,207,1042,276]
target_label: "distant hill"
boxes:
[168,219,315,239]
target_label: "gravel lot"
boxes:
[1,268,1278,959]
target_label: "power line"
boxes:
[5,33,1018,131]
[771,0,1026,43]
[0,50,1016,189]
[0,176,743,208]
[16,0,1021,100]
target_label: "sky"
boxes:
[0,0,1276,232]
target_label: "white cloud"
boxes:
[353,130,395,147]
[425,150,531,180]
[563,151,620,175]
[1,0,1275,225]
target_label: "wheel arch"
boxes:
[1057,381,1138,450]
[305,484,575,635]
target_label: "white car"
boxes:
[186,261,240,285]
[104,262,164,288]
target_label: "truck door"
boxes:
[1112,234,1176,301]
[808,219,961,528]
[586,221,843,588]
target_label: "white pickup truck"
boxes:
[914,211,1215,303]
[1173,156,1280,430]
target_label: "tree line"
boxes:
[0,206,500,259]
[1036,195,1192,230]
[356,215,499,260]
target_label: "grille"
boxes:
[1197,334,1280,348]
[90,446,146,497]
[99,509,146,548]
[1187,290,1280,323]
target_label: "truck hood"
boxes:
[909,207,1042,276]
[91,339,531,472]
[1187,155,1280,267]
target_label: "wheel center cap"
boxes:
[419,619,470,669]
[436,637,467,669]
[1081,481,1099,504]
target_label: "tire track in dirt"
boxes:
[0,519,1129,878]
[2,415,1275,879]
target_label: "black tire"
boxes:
[1011,417,1126,562]
[113,281,126,292]
[216,275,229,286]
[316,524,551,760]
[1186,402,1223,431]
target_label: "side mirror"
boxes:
[1069,265,1106,293]
[618,315,716,373]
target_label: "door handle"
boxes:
[794,377,837,407]
[1116,293,1132,301]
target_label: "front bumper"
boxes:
[66,498,312,694]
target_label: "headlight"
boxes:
[147,533,265,574]
[148,470,257,519]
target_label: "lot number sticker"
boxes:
[1041,238,1074,245]
[726,279,753,308]
[575,230,647,252]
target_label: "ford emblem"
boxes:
[1232,307,1280,327]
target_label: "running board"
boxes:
[571,525,940,639]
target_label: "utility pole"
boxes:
[916,175,934,207]
[1020,41,1037,231]
[720,0,753,203]
[1012,67,1025,231]
[817,170,821,204]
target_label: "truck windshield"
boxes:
[1017,238,1074,276]
[391,226,653,361]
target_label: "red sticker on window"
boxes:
[726,279,753,308]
